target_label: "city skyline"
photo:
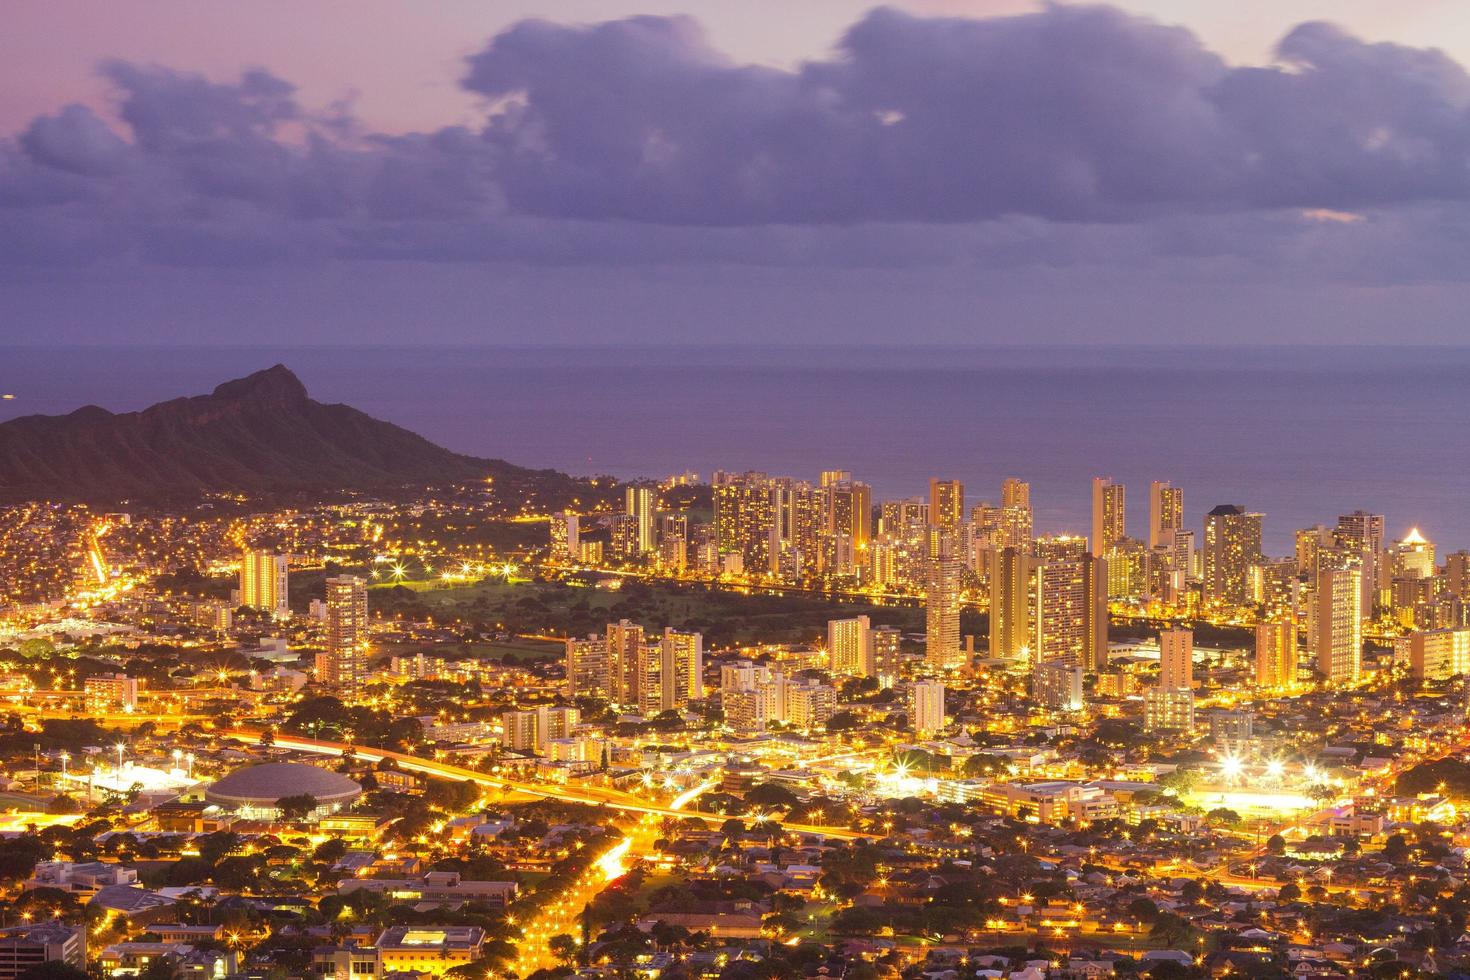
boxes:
[7,7,1470,980]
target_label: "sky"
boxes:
[3,0,1470,346]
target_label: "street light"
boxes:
[115,741,125,777]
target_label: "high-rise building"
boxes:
[1250,558,1301,621]
[502,705,581,753]
[606,620,646,708]
[1336,511,1385,613]
[713,472,781,574]
[924,549,963,669]
[1202,505,1263,609]
[786,681,837,731]
[549,512,579,562]
[1295,525,1336,580]
[880,498,928,536]
[1310,565,1362,684]
[1445,551,1470,603]
[240,551,289,617]
[84,673,139,713]
[1032,536,1108,672]
[625,486,656,555]
[1258,620,1293,690]
[565,634,610,699]
[827,615,874,677]
[1104,538,1147,599]
[928,480,965,532]
[1032,660,1084,711]
[1149,481,1184,550]
[1002,478,1030,511]
[1159,628,1193,690]
[1144,687,1195,732]
[988,546,1031,660]
[324,575,369,697]
[870,626,903,679]
[0,923,85,980]
[1403,627,1470,681]
[1091,478,1125,558]
[657,628,704,714]
[909,680,946,735]
[825,480,873,552]
[1390,528,1435,580]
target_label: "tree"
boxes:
[1278,882,1301,902]
[548,934,579,966]
[46,795,81,815]
[746,783,800,811]
[139,956,180,980]
[1383,833,1410,862]
[1205,807,1241,828]
[276,794,318,821]
[1266,833,1286,856]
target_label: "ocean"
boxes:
[1,345,1465,555]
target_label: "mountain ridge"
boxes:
[0,364,578,503]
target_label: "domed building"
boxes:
[204,762,361,819]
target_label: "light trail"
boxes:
[218,731,872,840]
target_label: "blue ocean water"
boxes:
[1,345,1464,555]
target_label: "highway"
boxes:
[510,781,714,976]
[220,730,874,840]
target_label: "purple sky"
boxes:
[3,0,1470,345]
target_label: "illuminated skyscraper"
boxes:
[713,472,781,573]
[1001,478,1030,511]
[625,485,656,555]
[657,627,703,714]
[1148,481,1183,550]
[1404,627,1470,680]
[924,543,963,669]
[1335,510,1385,612]
[870,626,903,679]
[825,479,872,551]
[1250,558,1301,621]
[565,634,610,698]
[607,619,646,708]
[1033,660,1084,711]
[827,615,874,677]
[1104,537,1147,599]
[1390,528,1435,580]
[928,479,965,532]
[988,546,1031,660]
[909,680,946,735]
[1144,687,1195,732]
[1310,564,1362,684]
[1446,551,1470,603]
[1032,535,1108,672]
[549,512,579,562]
[324,575,369,696]
[1202,505,1263,609]
[1159,628,1192,690]
[880,498,928,536]
[240,550,289,618]
[1295,525,1336,580]
[1091,478,1125,558]
[1254,619,1296,688]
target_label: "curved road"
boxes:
[221,729,874,840]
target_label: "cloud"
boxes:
[465,5,1470,224]
[1,4,1470,280]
